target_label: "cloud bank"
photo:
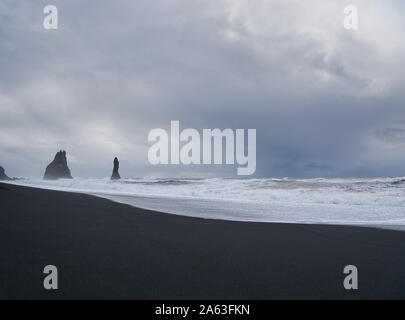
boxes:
[1,0,405,178]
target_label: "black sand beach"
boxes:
[1,182,405,299]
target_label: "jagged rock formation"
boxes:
[44,150,73,180]
[0,166,11,181]
[111,157,121,180]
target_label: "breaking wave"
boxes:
[7,177,405,229]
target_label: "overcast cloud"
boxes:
[1,0,405,178]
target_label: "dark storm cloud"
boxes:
[1,0,405,178]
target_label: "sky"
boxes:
[1,0,405,179]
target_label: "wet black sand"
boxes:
[1,182,405,299]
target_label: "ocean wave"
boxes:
[5,176,405,227]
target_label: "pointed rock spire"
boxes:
[111,157,121,180]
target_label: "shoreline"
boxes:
[97,192,405,232]
[6,178,405,229]
[6,179,405,231]
[1,182,405,299]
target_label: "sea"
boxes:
[7,177,405,230]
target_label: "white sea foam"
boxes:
[6,177,405,228]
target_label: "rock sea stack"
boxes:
[0,166,12,181]
[44,150,73,180]
[111,157,121,180]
